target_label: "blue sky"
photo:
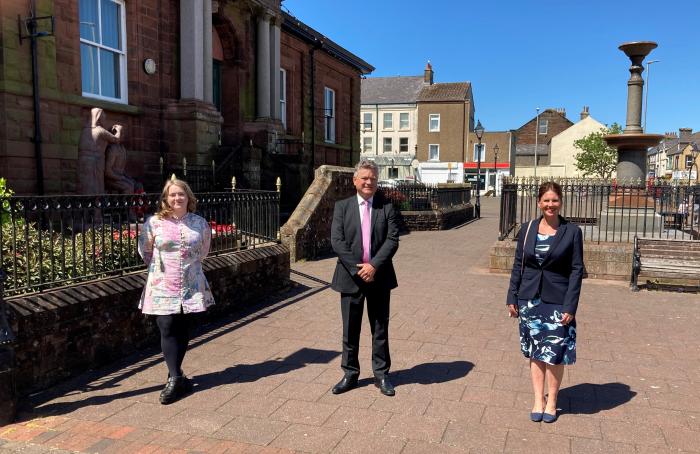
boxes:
[283,0,699,135]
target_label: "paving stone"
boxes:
[215,395,287,418]
[323,406,392,433]
[213,416,288,445]
[661,426,700,452]
[268,399,338,426]
[269,423,346,453]
[154,409,234,435]
[600,420,667,447]
[461,387,517,408]
[440,420,508,453]
[504,429,572,453]
[381,413,448,443]
[569,437,635,454]
[331,431,405,454]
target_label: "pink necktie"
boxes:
[362,200,371,263]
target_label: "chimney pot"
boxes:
[424,61,434,85]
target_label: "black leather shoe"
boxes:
[331,376,358,394]
[160,376,186,405]
[374,377,395,396]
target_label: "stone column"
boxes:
[270,20,281,120]
[180,0,204,100]
[203,0,213,104]
[624,58,645,134]
[256,14,271,119]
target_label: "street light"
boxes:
[643,60,660,133]
[474,120,485,219]
[688,142,700,186]
[493,143,499,197]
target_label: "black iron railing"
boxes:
[379,182,472,211]
[0,190,279,296]
[499,177,700,242]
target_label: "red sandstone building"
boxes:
[0,0,373,212]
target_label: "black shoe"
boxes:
[331,376,358,395]
[374,377,395,396]
[160,376,186,405]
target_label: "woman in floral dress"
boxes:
[506,182,584,423]
[139,177,215,404]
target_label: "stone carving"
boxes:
[78,108,121,194]
[105,127,142,194]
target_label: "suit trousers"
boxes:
[340,285,391,379]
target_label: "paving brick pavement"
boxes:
[2,197,700,453]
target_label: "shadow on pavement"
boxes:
[558,382,637,414]
[353,361,474,389]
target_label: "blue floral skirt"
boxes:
[518,298,576,365]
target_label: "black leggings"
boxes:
[155,313,190,378]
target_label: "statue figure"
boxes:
[105,127,142,194]
[78,108,121,194]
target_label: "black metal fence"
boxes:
[0,190,279,297]
[499,177,700,242]
[379,182,472,211]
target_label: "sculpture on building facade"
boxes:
[105,127,143,195]
[78,108,121,194]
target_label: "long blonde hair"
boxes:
[156,178,197,218]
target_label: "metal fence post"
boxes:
[0,269,17,424]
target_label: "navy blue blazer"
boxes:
[507,216,584,315]
[330,193,399,293]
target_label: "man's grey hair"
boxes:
[354,159,379,177]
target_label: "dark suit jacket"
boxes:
[331,193,399,293]
[507,216,584,315]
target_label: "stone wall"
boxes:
[7,244,290,396]
[280,165,355,262]
[399,204,474,231]
[490,240,633,281]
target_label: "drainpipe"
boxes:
[309,43,319,184]
[28,4,45,195]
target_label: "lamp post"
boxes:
[474,120,484,219]
[688,142,700,186]
[493,143,499,197]
[534,107,540,178]
[643,59,660,133]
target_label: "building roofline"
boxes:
[281,11,375,74]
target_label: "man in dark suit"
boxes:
[330,160,400,396]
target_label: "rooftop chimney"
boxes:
[424,61,433,85]
[679,128,693,146]
[580,106,590,120]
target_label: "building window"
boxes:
[280,69,287,128]
[388,167,399,178]
[324,87,335,143]
[675,155,680,170]
[473,143,485,161]
[80,0,128,102]
[363,137,373,153]
[429,114,440,132]
[362,112,373,131]
[383,113,393,130]
[399,112,409,130]
[399,137,409,152]
[686,155,694,169]
[383,137,392,153]
[429,144,439,161]
[666,158,672,170]
[538,119,548,135]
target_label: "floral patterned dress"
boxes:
[138,212,215,315]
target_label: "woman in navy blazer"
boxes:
[507,182,584,423]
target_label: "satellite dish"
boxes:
[410,159,419,169]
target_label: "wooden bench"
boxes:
[631,236,700,291]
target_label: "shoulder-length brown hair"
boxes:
[156,178,197,218]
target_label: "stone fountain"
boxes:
[598,41,664,232]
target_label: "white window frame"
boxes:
[686,155,694,169]
[383,137,392,153]
[473,143,486,162]
[280,69,287,128]
[429,144,440,161]
[80,0,128,103]
[399,137,409,152]
[538,119,548,135]
[324,87,335,143]
[429,114,440,132]
[399,112,410,130]
[363,137,373,153]
[362,112,373,131]
[383,112,393,130]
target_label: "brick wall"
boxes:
[514,110,573,146]
[7,244,290,396]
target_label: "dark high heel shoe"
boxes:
[160,376,187,405]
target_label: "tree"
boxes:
[573,123,623,179]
